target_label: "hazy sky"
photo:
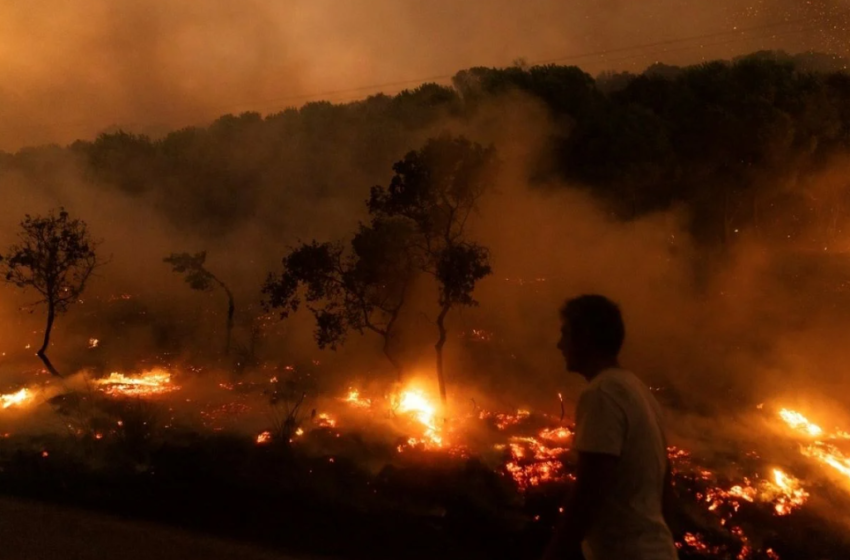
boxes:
[0,0,847,150]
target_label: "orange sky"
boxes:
[0,0,845,151]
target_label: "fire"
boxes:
[677,532,724,555]
[395,387,442,447]
[767,468,809,516]
[316,413,336,428]
[501,430,571,490]
[1,388,33,409]
[779,408,823,437]
[96,369,178,397]
[256,431,271,444]
[344,388,371,409]
[538,426,572,441]
[778,408,850,483]
[802,444,850,478]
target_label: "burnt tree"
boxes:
[369,134,496,403]
[164,251,236,354]
[1,208,99,377]
[262,219,415,379]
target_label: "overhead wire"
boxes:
[18,12,847,139]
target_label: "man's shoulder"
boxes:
[591,368,638,391]
[589,368,650,405]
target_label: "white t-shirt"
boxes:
[573,368,678,560]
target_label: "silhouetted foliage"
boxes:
[0,208,100,376]
[164,251,235,355]
[369,134,497,402]
[4,51,850,251]
[262,219,416,378]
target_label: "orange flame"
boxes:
[1,388,33,409]
[778,408,850,484]
[344,388,372,409]
[396,388,442,447]
[96,369,178,397]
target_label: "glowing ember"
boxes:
[96,369,178,397]
[484,409,530,431]
[538,426,572,441]
[766,468,809,516]
[500,433,570,490]
[466,329,494,343]
[677,532,724,555]
[1,388,33,409]
[316,413,336,428]
[344,388,372,409]
[88,338,99,349]
[256,431,271,444]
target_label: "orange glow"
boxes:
[778,408,850,484]
[256,431,271,444]
[779,409,823,437]
[1,388,33,409]
[344,388,372,409]
[767,468,809,516]
[395,386,443,448]
[96,369,178,397]
[316,413,336,428]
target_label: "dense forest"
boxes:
[3,50,850,251]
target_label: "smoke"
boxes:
[1,0,845,151]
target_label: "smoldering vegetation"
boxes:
[3,52,850,558]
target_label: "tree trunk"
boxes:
[382,335,403,382]
[225,296,235,355]
[37,301,61,377]
[220,283,235,356]
[435,304,450,404]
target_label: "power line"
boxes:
[184,13,840,114]
[603,24,824,66]
[18,12,847,138]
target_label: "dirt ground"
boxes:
[0,497,320,560]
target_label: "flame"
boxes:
[96,369,178,397]
[1,388,33,409]
[779,408,823,437]
[256,431,271,444]
[778,408,850,484]
[396,387,442,447]
[501,431,571,490]
[316,413,336,428]
[344,388,372,409]
[767,468,809,516]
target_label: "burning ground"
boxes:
[3,349,850,559]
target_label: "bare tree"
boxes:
[1,208,100,377]
[164,251,236,355]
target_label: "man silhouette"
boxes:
[543,295,677,560]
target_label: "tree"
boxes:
[262,219,415,379]
[164,252,235,355]
[1,208,99,377]
[369,134,497,403]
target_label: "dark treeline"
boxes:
[3,50,850,248]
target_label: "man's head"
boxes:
[557,294,625,379]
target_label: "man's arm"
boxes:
[542,451,619,560]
